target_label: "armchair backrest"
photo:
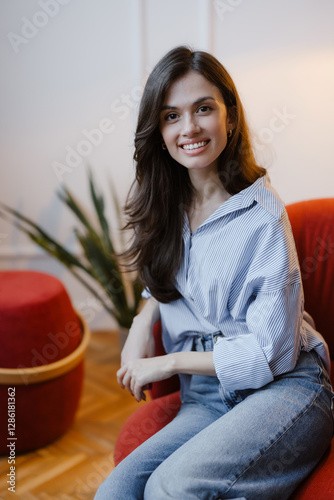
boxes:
[286,199,334,357]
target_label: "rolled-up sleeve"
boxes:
[213,283,303,391]
[213,334,274,390]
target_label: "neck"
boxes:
[188,165,230,208]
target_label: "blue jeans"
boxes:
[95,334,334,500]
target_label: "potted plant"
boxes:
[0,170,142,342]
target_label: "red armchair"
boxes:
[114,198,334,499]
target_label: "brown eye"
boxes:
[197,105,211,113]
[165,113,179,121]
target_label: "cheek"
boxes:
[161,129,178,152]
[160,125,170,144]
[214,117,227,136]
[213,120,228,148]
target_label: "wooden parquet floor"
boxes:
[0,330,146,500]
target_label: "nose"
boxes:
[181,113,200,136]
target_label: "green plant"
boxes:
[0,170,142,329]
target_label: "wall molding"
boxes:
[197,0,214,52]
[0,245,82,261]
[0,245,43,260]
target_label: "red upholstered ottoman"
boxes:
[0,270,90,454]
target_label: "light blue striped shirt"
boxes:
[144,175,330,392]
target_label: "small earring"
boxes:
[162,142,167,150]
[227,129,233,138]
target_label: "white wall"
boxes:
[1,0,333,329]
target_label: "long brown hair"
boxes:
[123,46,265,303]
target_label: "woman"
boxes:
[95,46,333,500]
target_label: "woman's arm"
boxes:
[170,351,215,376]
[117,350,215,402]
[121,296,160,367]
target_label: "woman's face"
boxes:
[159,71,234,174]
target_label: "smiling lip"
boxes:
[179,139,210,154]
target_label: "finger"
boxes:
[130,376,137,399]
[122,370,134,394]
[131,376,143,402]
[133,381,144,402]
[119,365,135,395]
[116,372,124,388]
[117,366,127,388]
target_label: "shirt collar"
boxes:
[240,174,284,219]
[184,175,285,235]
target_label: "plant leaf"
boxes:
[75,231,131,321]
[87,169,115,254]
[58,186,97,237]
[0,167,142,329]
[0,204,91,274]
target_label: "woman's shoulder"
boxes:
[244,174,286,222]
[233,175,293,249]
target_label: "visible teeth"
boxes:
[182,141,207,150]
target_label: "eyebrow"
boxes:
[161,96,216,111]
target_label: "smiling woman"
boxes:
[159,73,231,173]
[158,71,235,234]
[123,46,265,304]
[94,46,334,500]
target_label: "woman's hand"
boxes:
[117,350,215,402]
[117,355,174,402]
[120,297,160,367]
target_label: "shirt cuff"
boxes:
[213,334,274,391]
